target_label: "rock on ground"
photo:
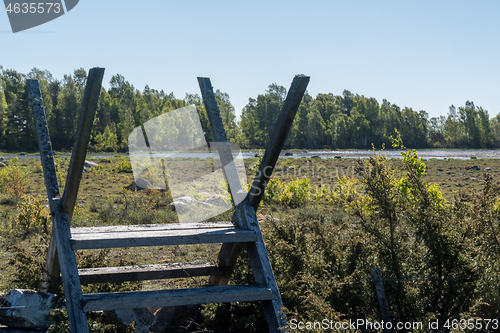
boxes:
[130,177,153,191]
[154,306,177,328]
[170,201,188,214]
[0,289,56,329]
[154,306,203,330]
[84,160,99,168]
[204,194,226,207]
[104,308,164,333]
[0,325,45,333]
[174,196,197,204]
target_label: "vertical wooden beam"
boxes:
[198,77,287,332]
[208,76,309,286]
[371,268,391,333]
[28,79,89,332]
[62,67,105,221]
[198,77,251,230]
[248,75,309,209]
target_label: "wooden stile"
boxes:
[32,73,308,333]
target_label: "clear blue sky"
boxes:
[1,0,499,120]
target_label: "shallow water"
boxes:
[3,149,500,160]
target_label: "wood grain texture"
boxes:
[71,225,257,250]
[71,222,234,234]
[82,285,273,312]
[371,268,392,333]
[248,75,310,209]
[40,67,105,294]
[198,77,251,230]
[78,263,220,284]
[62,67,105,222]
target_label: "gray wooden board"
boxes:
[242,204,287,331]
[198,77,252,230]
[71,226,257,249]
[71,222,234,234]
[371,268,391,333]
[62,67,105,222]
[249,75,310,209]
[78,263,220,284]
[52,200,90,331]
[81,285,273,312]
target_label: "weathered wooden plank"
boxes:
[71,226,257,250]
[81,285,273,312]
[245,228,287,332]
[208,242,243,286]
[198,77,251,230]
[41,232,60,293]
[52,199,90,332]
[198,77,287,332]
[62,67,105,222]
[78,263,220,284]
[71,222,235,234]
[248,75,310,209]
[28,79,61,208]
[28,79,89,333]
[371,268,391,333]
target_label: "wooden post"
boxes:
[249,75,310,209]
[62,67,105,221]
[371,268,391,333]
[198,77,251,230]
[208,75,310,286]
[29,79,89,332]
[41,67,104,293]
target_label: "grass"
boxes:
[1,154,499,331]
[2,155,499,284]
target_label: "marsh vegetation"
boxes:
[1,145,500,332]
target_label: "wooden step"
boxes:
[81,284,274,312]
[78,262,220,284]
[70,222,257,250]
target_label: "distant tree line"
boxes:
[1,66,499,152]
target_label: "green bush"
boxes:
[206,136,500,331]
[263,177,311,207]
[115,157,133,173]
[0,157,28,204]
[15,195,51,235]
